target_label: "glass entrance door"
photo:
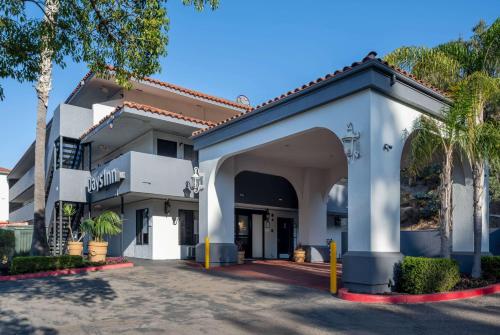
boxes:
[235,213,251,258]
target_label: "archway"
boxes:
[207,127,348,263]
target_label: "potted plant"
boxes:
[236,241,245,264]
[293,243,306,263]
[64,203,85,256]
[81,211,123,262]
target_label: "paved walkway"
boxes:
[0,259,499,335]
[205,260,341,291]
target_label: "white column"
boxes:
[452,163,489,254]
[343,99,403,293]
[298,168,328,246]
[196,157,236,264]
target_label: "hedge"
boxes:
[0,229,16,271]
[482,256,500,281]
[397,256,460,294]
[10,255,84,275]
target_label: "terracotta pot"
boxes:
[237,251,245,264]
[88,241,108,262]
[67,241,83,256]
[294,249,306,263]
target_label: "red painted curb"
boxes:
[338,283,500,304]
[0,262,134,281]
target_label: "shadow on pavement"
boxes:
[0,309,58,335]
[0,273,117,306]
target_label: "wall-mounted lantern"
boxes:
[190,167,204,194]
[341,122,360,162]
[164,199,171,216]
[264,209,271,229]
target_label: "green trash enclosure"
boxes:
[1,226,34,255]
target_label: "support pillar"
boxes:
[452,164,490,272]
[342,122,402,293]
[196,157,237,266]
[298,168,329,262]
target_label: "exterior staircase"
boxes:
[47,202,85,255]
[45,136,86,255]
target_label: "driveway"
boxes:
[0,259,499,335]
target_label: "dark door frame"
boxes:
[235,208,266,259]
[277,217,294,259]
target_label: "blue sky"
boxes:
[0,0,498,169]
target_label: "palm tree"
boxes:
[385,19,499,277]
[453,73,500,277]
[62,203,77,242]
[406,99,467,258]
[81,211,123,243]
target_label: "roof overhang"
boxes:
[192,59,451,151]
[81,105,209,162]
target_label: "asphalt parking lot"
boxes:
[1,259,499,335]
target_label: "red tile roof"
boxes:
[0,167,10,174]
[192,51,449,137]
[66,66,252,112]
[80,101,215,140]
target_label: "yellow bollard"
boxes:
[330,241,337,294]
[205,236,210,270]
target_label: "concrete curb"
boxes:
[338,283,500,304]
[0,262,134,281]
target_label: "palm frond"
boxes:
[62,203,76,217]
[384,46,461,91]
[407,116,443,176]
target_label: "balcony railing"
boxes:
[90,151,196,202]
[9,166,34,202]
[9,201,34,223]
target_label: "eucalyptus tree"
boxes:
[0,0,219,255]
[385,19,500,276]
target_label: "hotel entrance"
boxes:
[235,209,265,259]
[235,208,295,260]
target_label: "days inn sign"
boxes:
[87,168,126,193]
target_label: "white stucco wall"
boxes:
[326,215,347,258]
[107,199,198,260]
[0,174,9,221]
[196,89,458,255]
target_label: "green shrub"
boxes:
[397,256,460,294]
[482,256,500,281]
[10,255,84,275]
[0,229,16,272]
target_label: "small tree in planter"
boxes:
[81,211,122,262]
[63,204,84,256]
[293,243,306,263]
[236,241,245,265]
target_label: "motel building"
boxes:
[7,52,490,293]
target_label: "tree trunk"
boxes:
[31,0,59,255]
[439,149,453,258]
[471,161,484,278]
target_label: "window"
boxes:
[183,144,198,163]
[157,139,177,158]
[136,209,149,245]
[179,210,199,245]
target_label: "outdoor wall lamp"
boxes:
[189,167,204,194]
[264,209,271,229]
[164,199,171,216]
[341,122,360,162]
